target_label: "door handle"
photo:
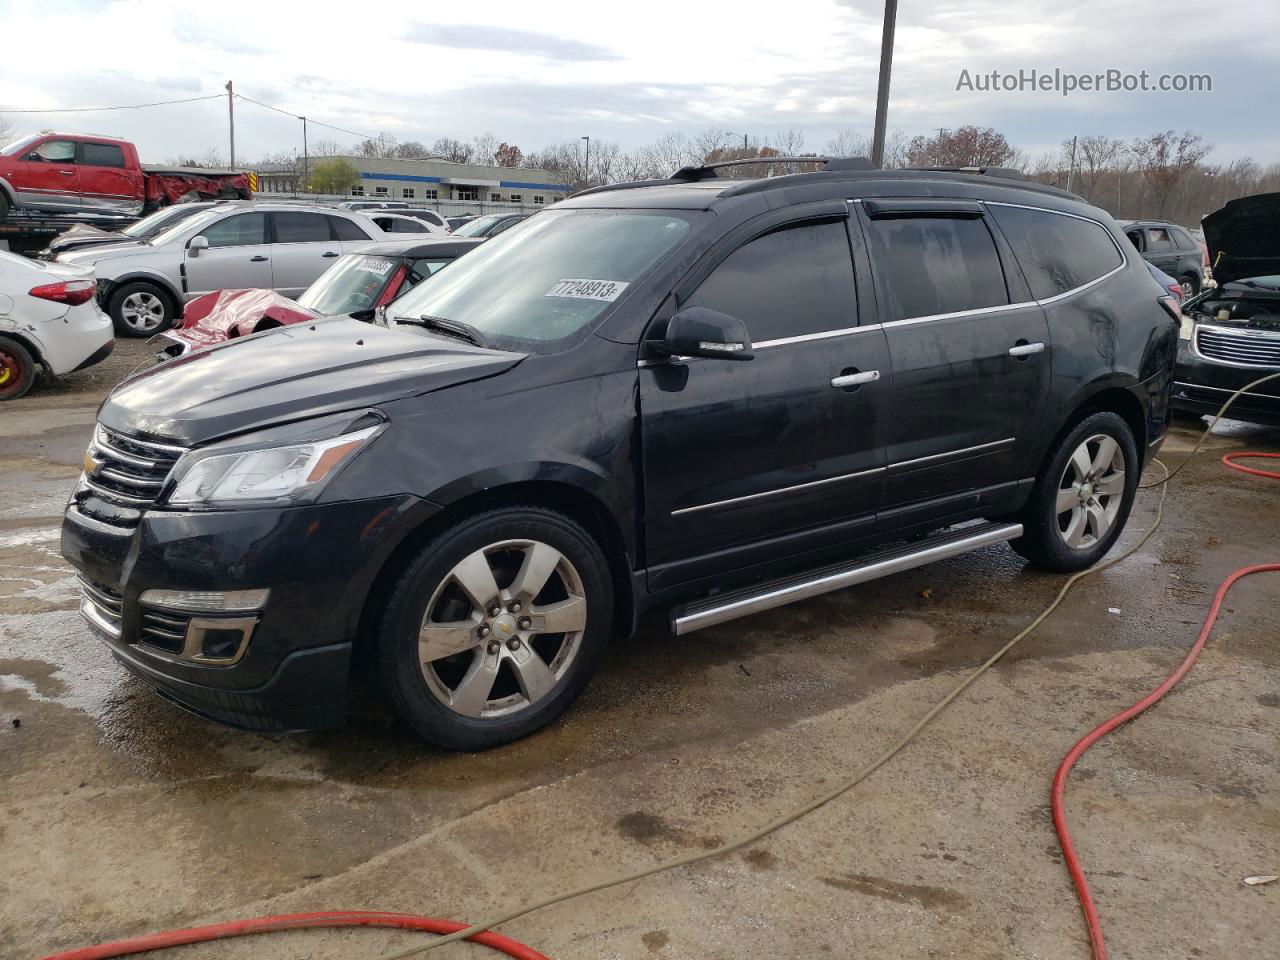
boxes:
[831,369,880,389]
[1008,341,1045,358]
[249,255,269,262]
[322,251,340,258]
[57,169,74,176]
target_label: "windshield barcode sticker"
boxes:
[356,257,394,275]
[545,279,629,302]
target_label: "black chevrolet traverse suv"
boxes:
[62,159,1178,749]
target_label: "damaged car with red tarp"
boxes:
[157,237,482,359]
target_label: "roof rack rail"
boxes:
[670,155,877,182]
[902,165,1027,181]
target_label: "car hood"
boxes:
[100,316,526,445]
[1203,192,1280,284]
[57,241,164,265]
[170,288,320,350]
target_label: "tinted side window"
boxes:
[863,215,1007,321]
[392,218,427,233]
[1125,229,1145,253]
[82,142,126,168]
[198,213,266,248]
[273,212,331,243]
[329,216,371,241]
[990,206,1124,300]
[683,220,856,342]
[1172,227,1198,251]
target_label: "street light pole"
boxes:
[225,80,235,168]
[581,135,590,186]
[302,117,309,193]
[870,0,898,168]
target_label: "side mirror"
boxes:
[187,235,210,257]
[651,307,754,361]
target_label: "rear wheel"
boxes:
[376,506,613,750]
[108,281,175,337]
[1180,274,1199,299]
[0,336,37,400]
[1011,411,1139,572]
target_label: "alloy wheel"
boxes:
[1180,279,1195,299]
[418,539,588,719]
[1054,433,1126,549]
[120,291,166,333]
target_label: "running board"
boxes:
[672,521,1023,636]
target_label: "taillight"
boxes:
[28,279,97,306]
[1201,243,1210,268]
[1168,282,1184,302]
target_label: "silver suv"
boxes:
[57,203,387,336]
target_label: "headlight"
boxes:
[166,424,382,507]
[1179,314,1195,341]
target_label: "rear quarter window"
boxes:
[329,216,371,241]
[81,142,126,168]
[989,205,1124,300]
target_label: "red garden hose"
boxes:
[1052,432,1279,960]
[35,911,551,960]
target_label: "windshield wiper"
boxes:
[391,314,489,348]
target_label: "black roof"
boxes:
[562,157,1088,213]
[347,237,484,259]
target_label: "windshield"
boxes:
[297,253,400,315]
[148,207,225,246]
[1,133,42,157]
[388,209,696,352]
[452,215,506,238]
[122,205,200,238]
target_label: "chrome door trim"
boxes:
[888,437,1015,471]
[671,465,887,517]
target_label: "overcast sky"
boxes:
[3,0,1278,166]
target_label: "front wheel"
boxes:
[376,506,613,750]
[1180,274,1200,299]
[108,281,175,337]
[1010,411,1139,572]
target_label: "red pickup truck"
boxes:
[0,132,251,221]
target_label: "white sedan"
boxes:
[0,251,113,400]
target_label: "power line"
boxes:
[0,94,223,114]
[232,92,397,146]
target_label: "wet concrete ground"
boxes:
[2,339,1278,959]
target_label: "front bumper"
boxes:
[1173,340,1280,426]
[61,493,439,732]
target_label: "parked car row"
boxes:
[59,159,1189,750]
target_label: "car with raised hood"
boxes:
[157,237,482,358]
[61,159,1177,749]
[1172,192,1280,425]
[56,202,387,337]
[0,250,113,400]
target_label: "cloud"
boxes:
[402,24,619,62]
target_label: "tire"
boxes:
[1010,411,1139,572]
[0,336,37,400]
[108,281,175,337]
[1180,274,1200,299]
[376,506,613,750]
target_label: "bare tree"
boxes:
[0,115,14,146]
[391,141,430,159]
[431,138,473,164]
[308,139,346,158]
[825,129,872,158]
[906,126,1016,168]
[1131,130,1212,218]
[1070,135,1127,205]
[472,132,498,165]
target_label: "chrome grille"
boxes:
[83,425,187,508]
[1195,324,1280,368]
[139,609,191,655]
[79,576,123,639]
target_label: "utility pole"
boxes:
[225,80,235,168]
[1066,135,1078,192]
[870,0,898,168]
[581,135,590,186]
[934,128,947,166]
[302,117,309,193]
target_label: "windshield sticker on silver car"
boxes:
[545,279,629,302]
[356,257,394,275]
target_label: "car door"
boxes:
[639,204,890,588]
[269,212,343,296]
[855,199,1050,522]
[182,211,272,299]
[11,138,80,211]
[76,141,140,216]
[1143,226,1181,276]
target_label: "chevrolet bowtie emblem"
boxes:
[83,450,104,476]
